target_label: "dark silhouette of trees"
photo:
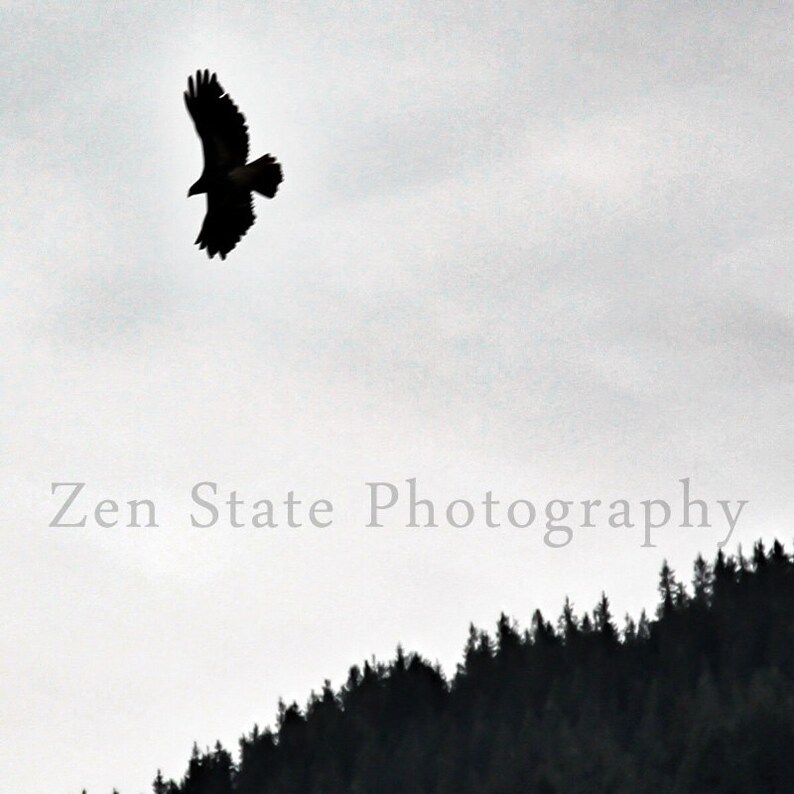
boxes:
[123,539,794,794]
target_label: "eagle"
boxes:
[185,70,283,259]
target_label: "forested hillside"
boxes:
[130,540,794,793]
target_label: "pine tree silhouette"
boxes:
[143,540,794,794]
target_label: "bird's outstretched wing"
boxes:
[184,69,249,172]
[195,189,255,260]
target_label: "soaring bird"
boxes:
[184,70,283,259]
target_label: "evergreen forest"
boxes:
[99,540,794,793]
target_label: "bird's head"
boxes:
[187,178,206,197]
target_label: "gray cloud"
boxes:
[2,3,792,792]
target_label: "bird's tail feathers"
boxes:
[248,155,283,198]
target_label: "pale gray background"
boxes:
[1,2,792,792]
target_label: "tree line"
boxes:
[98,539,794,793]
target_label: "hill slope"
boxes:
[146,540,794,794]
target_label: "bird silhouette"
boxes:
[185,70,283,259]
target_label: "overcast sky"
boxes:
[2,2,792,792]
